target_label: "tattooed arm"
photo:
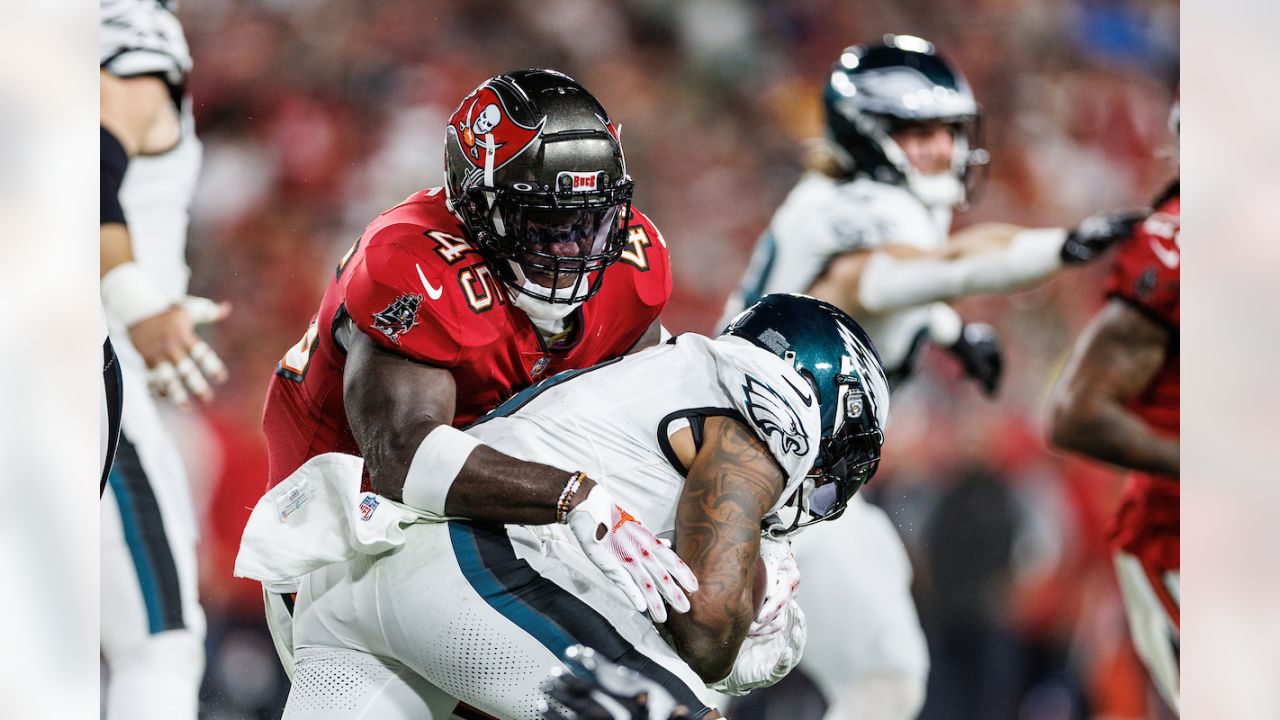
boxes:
[663,415,786,683]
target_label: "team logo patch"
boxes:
[529,355,552,378]
[743,374,809,456]
[371,293,423,345]
[447,85,545,169]
[556,171,602,193]
[358,494,380,521]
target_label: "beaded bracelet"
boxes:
[556,471,587,524]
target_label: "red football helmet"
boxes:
[444,69,634,306]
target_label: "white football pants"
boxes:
[101,116,206,720]
[101,342,205,720]
[788,494,929,720]
[1114,551,1180,715]
[283,521,712,720]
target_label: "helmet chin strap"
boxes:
[506,262,585,335]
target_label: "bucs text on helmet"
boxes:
[723,293,890,535]
[823,34,989,208]
[445,69,634,307]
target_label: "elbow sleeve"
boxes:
[101,126,129,226]
[857,228,1067,313]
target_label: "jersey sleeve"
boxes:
[712,338,822,505]
[100,0,193,88]
[1104,200,1180,330]
[343,227,465,368]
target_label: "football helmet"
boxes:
[723,294,890,534]
[445,69,634,307]
[823,34,989,208]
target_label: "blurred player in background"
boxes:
[260,70,697,672]
[99,0,231,717]
[1048,106,1179,714]
[243,294,887,719]
[717,35,1140,720]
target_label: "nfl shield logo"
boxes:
[530,356,551,378]
[359,495,380,521]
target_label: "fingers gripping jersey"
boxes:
[467,334,822,535]
[100,0,192,94]
[262,188,671,487]
[1104,182,1179,572]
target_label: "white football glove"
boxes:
[710,600,806,697]
[566,484,699,624]
[102,262,229,407]
[144,297,230,407]
[750,536,801,637]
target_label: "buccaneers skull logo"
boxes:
[448,85,544,169]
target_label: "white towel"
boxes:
[233,453,439,590]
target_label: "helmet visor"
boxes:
[806,427,882,518]
[468,178,634,304]
[498,204,624,277]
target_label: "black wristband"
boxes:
[101,126,129,226]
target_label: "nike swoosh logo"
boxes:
[1149,238,1179,269]
[782,374,814,407]
[416,264,443,300]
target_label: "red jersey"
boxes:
[1103,182,1179,572]
[262,187,671,487]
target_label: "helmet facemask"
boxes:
[444,70,635,310]
[823,35,990,210]
[842,108,988,210]
[768,357,884,536]
[459,175,634,305]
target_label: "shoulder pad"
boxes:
[100,0,192,87]
[344,225,475,366]
[711,337,822,504]
[610,207,672,310]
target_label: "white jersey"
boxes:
[100,5,206,718]
[115,109,201,302]
[273,334,823,719]
[468,333,823,534]
[101,0,202,304]
[100,0,192,91]
[720,172,952,376]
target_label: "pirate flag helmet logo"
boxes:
[448,85,545,170]
[442,70,635,307]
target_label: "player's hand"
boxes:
[1060,208,1149,264]
[750,536,800,637]
[541,645,691,720]
[129,296,230,409]
[947,323,1002,396]
[710,600,806,696]
[566,483,699,624]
